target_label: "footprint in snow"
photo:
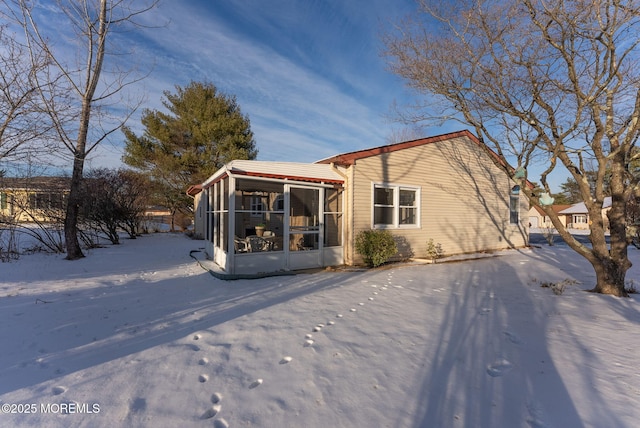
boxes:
[211,392,223,404]
[52,386,66,395]
[526,403,549,428]
[201,404,221,419]
[304,339,314,347]
[350,308,357,312]
[213,419,229,428]
[486,359,513,377]
[504,331,524,345]
[193,334,201,340]
[280,356,293,364]
[198,357,209,365]
[305,334,313,339]
[249,379,263,389]
[199,374,209,383]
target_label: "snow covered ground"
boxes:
[1,233,639,427]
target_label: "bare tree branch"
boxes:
[384,0,640,296]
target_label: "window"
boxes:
[373,184,419,228]
[28,192,65,210]
[250,195,265,217]
[509,186,520,224]
[0,192,6,210]
[574,214,587,224]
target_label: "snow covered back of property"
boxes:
[1,233,638,427]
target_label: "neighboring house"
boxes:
[527,205,572,229]
[0,177,70,223]
[186,184,204,239]
[192,130,529,275]
[558,197,612,230]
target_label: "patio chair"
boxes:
[247,236,271,252]
[234,236,249,253]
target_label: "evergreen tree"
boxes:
[122,81,257,228]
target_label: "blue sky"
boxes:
[83,0,455,167]
[5,0,567,190]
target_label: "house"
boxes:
[193,130,529,275]
[527,205,572,229]
[558,197,612,230]
[0,176,70,223]
[186,184,204,238]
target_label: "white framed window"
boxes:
[574,214,587,224]
[372,183,420,228]
[250,195,265,217]
[509,185,520,225]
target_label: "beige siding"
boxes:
[347,135,528,264]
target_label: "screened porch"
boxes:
[201,161,344,275]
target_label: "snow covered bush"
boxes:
[355,229,397,267]
[426,239,444,262]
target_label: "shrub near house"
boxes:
[355,230,397,267]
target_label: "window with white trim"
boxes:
[574,214,587,224]
[509,185,520,224]
[373,184,419,228]
[250,195,265,217]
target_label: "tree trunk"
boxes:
[589,157,633,297]
[589,255,630,297]
[64,155,85,260]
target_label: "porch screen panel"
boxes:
[233,179,285,253]
[290,187,320,251]
[221,177,229,252]
[324,188,343,247]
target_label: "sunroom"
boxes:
[201,160,345,275]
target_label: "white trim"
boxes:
[371,182,421,229]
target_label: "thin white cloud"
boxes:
[8,1,418,170]
[122,1,414,163]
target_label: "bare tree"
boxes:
[384,0,640,296]
[81,168,150,243]
[4,0,158,259]
[0,23,53,162]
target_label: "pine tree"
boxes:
[122,81,257,228]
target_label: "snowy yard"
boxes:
[1,233,639,427]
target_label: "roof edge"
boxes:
[315,130,479,165]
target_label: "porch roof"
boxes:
[202,160,345,188]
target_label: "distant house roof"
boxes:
[558,197,612,215]
[532,205,572,216]
[202,160,345,188]
[0,176,70,191]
